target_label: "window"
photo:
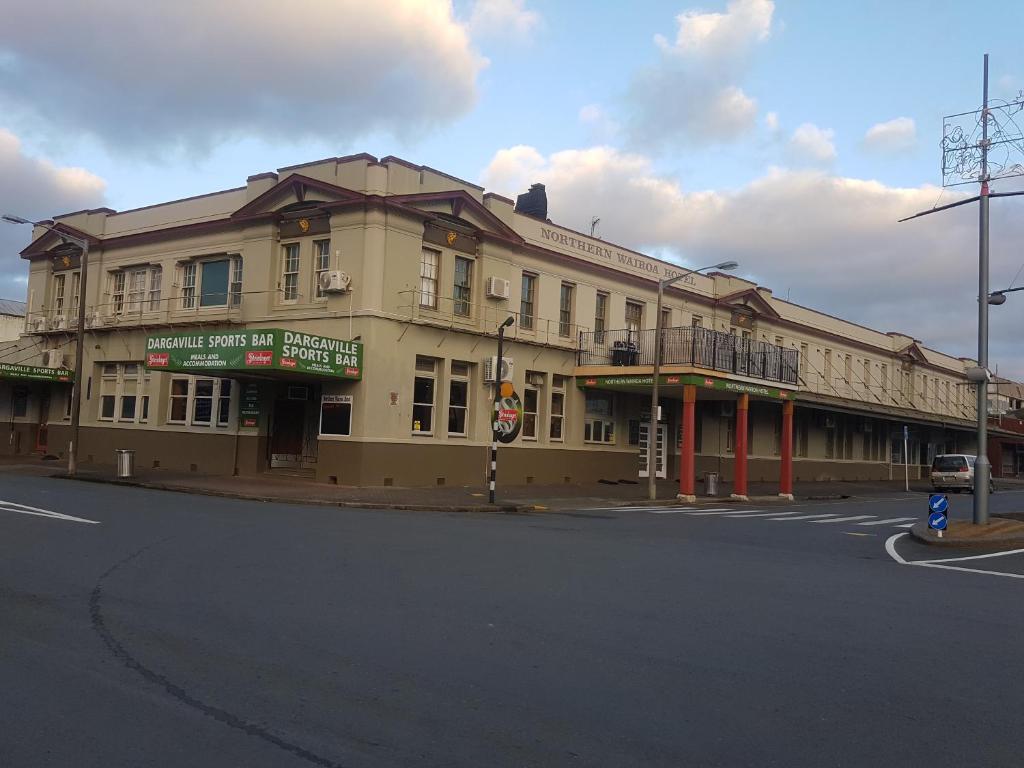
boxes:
[594,292,608,344]
[550,375,565,441]
[148,266,162,311]
[53,274,66,316]
[824,349,833,388]
[200,259,230,307]
[419,248,439,309]
[125,268,147,313]
[229,256,243,307]
[412,356,436,434]
[314,240,330,299]
[692,315,703,328]
[660,306,671,330]
[800,343,809,380]
[70,272,81,317]
[181,263,197,309]
[167,376,233,428]
[880,364,888,393]
[584,391,615,443]
[774,335,783,347]
[110,271,126,315]
[844,355,853,389]
[12,386,29,418]
[448,361,470,436]
[863,359,871,391]
[98,362,151,424]
[453,256,473,316]
[523,381,539,439]
[559,283,574,337]
[520,273,536,329]
[282,244,300,301]
[625,301,643,334]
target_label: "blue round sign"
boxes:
[928,511,948,531]
[928,494,949,515]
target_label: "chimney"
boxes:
[515,183,547,220]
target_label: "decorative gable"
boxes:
[231,173,364,221]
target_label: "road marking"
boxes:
[766,513,841,521]
[893,523,916,528]
[807,515,876,524]
[0,499,100,525]
[683,509,762,516]
[843,532,875,537]
[915,547,1024,565]
[856,517,917,526]
[884,532,1024,580]
[722,510,803,518]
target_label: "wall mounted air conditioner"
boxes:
[42,350,65,369]
[51,316,68,331]
[485,276,510,300]
[483,356,514,383]
[319,270,352,293]
[31,317,47,332]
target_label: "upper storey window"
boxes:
[180,256,242,310]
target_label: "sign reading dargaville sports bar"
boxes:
[0,362,73,383]
[145,329,362,380]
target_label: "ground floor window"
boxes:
[523,385,539,440]
[584,391,614,444]
[98,362,151,424]
[412,356,437,434]
[447,361,470,437]
[12,386,29,418]
[550,375,566,441]
[168,376,233,428]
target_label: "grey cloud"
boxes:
[0,1,485,155]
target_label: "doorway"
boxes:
[35,390,50,453]
[269,384,319,469]
[638,422,668,479]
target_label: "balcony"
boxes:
[578,326,800,386]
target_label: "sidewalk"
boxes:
[6,454,1008,512]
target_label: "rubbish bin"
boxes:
[116,449,135,479]
[704,471,719,496]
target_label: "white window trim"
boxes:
[282,243,300,303]
[167,375,234,429]
[97,363,151,424]
[447,364,470,437]
[412,358,437,436]
[522,385,539,441]
[313,240,330,301]
[419,248,439,310]
[549,378,565,443]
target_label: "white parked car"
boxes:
[930,454,995,494]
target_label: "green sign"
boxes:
[239,382,261,428]
[0,362,73,383]
[145,329,362,380]
[577,373,795,400]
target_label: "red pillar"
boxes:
[679,385,697,500]
[780,399,794,499]
[733,393,749,500]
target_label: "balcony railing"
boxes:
[578,326,800,386]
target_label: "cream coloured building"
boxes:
[0,153,985,490]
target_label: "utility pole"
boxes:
[900,53,1024,525]
[490,316,515,504]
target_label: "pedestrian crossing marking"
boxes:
[807,515,876,524]
[683,509,764,516]
[856,517,917,526]
[767,513,841,521]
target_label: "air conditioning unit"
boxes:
[483,356,514,383]
[485,276,510,300]
[319,270,352,293]
[51,316,68,331]
[31,317,48,332]
[527,371,545,387]
[84,313,104,329]
[721,402,735,417]
[42,350,65,369]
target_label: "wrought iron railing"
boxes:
[577,326,800,386]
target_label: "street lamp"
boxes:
[490,315,516,504]
[647,260,739,500]
[988,286,1024,305]
[3,214,90,477]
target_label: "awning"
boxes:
[145,328,362,380]
[576,372,795,401]
[0,362,73,383]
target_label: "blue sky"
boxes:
[2,0,1023,374]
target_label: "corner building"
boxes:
[6,153,983,492]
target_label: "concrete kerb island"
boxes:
[910,517,1024,547]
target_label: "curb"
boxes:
[908,519,1024,548]
[52,474,530,515]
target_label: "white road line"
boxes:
[894,523,916,528]
[584,505,698,512]
[683,509,761,516]
[766,513,841,521]
[723,510,804,518]
[807,515,876,524]
[857,517,917,526]
[884,532,1024,580]
[0,500,100,525]
[885,532,909,564]
[915,547,1024,565]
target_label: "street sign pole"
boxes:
[490,317,515,504]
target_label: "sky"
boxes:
[1,0,1023,375]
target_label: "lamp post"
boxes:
[3,214,90,476]
[490,316,516,504]
[647,260,738,501]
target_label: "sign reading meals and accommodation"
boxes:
[145,329,362,379]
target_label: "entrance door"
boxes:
[638,423,667,479]
[270,399,306,468]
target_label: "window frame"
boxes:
[166,375,234,429]
[549,375,565,442]
[584,391,615,444]
[558,282,574,337]
[229,255,243,307]
[522,383,539,440]
[52,273,66,317]
[181,262,197,309]
[282,243,301,303]
[453,255,473,317]
[148,266,162,311]
[447,361,470,437]
[594,291,608,344]
[97,362,151,425]
[419,248,439,309]
[625,300,644,335]
[412,356,437,435]
[520,272,537,330]
[313,240,331,300]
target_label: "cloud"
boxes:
[0,129,106,300]
[626,0,774,148]
[764,111,779,132]
[863,117,917,153]
[787,122,837,164]
[0,0,485,155]
[469,0,540,39]
[655,0,774,59]
[481,144,1024,379]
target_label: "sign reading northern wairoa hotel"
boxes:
[517,218,715,295]
[145,329,362,380]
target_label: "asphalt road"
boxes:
[3,474,1024,767]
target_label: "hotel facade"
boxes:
[0,153,995,493]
